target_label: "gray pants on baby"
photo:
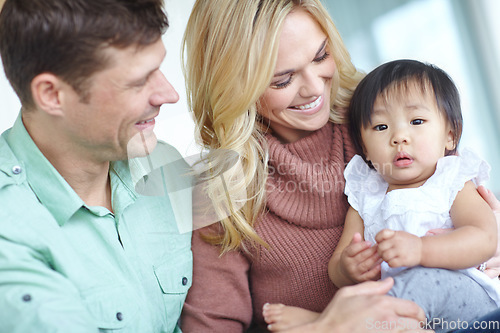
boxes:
[387,267,497,333]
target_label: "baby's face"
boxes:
[360,84,455,191]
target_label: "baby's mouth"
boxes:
[393,152,414,167]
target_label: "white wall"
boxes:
[0,0,198,157]
[0,62,20,133]
[157,0,198,157]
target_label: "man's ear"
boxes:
[30,73,65,116]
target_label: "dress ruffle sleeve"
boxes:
[446,148,490,205]
[347,149,491,240]
[344,155,388,227]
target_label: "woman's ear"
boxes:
[30,73,65,116]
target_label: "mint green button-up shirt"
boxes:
[0,115,192,333]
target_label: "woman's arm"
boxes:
[377,181,497,270]
[181,227,253,332]
[328,207,381,288]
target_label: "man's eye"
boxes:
[411,119,424,125]
[374,124,387,131]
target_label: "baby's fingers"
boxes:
[375,229,396,243]
[344,240,373,258]
[358,261,382,281]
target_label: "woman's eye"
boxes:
[374,124,388,131]
[411,119,424,125]
[313,51,330,63]
[271,75,294,89]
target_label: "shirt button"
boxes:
[182,277,188,286]
[12,165,22,175]
[22,294,32,302]
[116,312,123,321]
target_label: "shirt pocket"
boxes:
[82,285,139,330]
[154,250,192,294]
[154,250,192,330]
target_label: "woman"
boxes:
[180,0,499,331]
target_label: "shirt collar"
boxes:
[129,142,193,233]
[109,160,137,216]
[6,114,140,224]
[5,113,85,226]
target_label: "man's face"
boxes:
[61,38,179,162]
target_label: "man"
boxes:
[0,0,192,332]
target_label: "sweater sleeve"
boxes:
[181,226,253,332]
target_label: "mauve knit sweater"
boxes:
[182,122,356,332]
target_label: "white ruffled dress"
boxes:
[344,149,500,305]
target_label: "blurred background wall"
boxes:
[324,0,500,195]
[0,0,498,195]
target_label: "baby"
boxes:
[264,60,499,333]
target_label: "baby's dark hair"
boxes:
[348,59,463,158]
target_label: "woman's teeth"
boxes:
[291,96,322,110]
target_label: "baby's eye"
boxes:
[411,119,424,125]
[373,124,388,131]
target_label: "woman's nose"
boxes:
[299,69,323,98]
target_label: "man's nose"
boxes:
[150,70,179,106]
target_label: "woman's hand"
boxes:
[280,278,432,333]
[477,186,500,278]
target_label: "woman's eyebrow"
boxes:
[273,38,328,78]
[273,69,293,78]
[315,38,327,57]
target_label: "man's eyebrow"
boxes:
[273,38,328,78]
[128,67,158,86]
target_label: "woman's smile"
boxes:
[287,95,324,114]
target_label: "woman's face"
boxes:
[258,8,336,143]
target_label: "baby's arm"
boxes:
[328,207,382,288]
[376,181,497,269]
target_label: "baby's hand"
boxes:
[340,233,382,283]
[376,229,422,268]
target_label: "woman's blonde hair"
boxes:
[182,0,363,254]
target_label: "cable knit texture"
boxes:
[182,122,356,332]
